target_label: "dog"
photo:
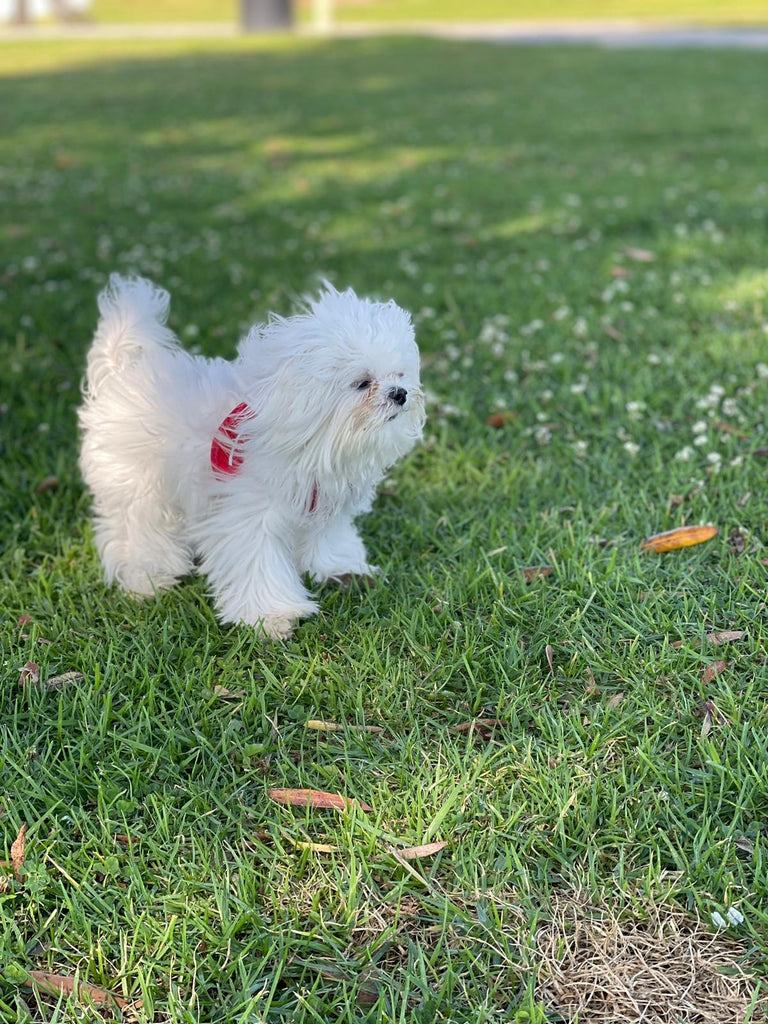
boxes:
[78,275,425,638]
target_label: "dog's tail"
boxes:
[84,274,178,396]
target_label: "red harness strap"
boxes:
[211,402,319,513]
[210,402,257,476]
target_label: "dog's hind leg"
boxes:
[90,485,193,598]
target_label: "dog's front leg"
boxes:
[301,515,379,584]
[197,509,318,638]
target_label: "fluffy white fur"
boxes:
[79,275,425,638]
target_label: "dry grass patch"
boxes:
[535,892,766,1023]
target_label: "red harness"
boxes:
[210,402,257,476]
[211,402,318,513]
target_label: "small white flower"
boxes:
[570,381,587,395]
[706,452,722,464]
[675,446,694,462]
[626,400,646,419]
[623,441,640,456]
[726,907,745,926]
[722,398,739,417]
[572,440,588,456]
[692,420,708,435]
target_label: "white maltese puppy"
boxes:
[79,275,425,638]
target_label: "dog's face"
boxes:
[246,286,425,475]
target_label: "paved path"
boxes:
[2,18,768,49]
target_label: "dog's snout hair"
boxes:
[388,386,407,406]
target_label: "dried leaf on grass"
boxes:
[641,525,717,553]
[606,693,624,710]
[213,685,245,700]
[534,893,765,1024]
[5,965,129,1009]
[701,660,730,685]
[706,630,744,645]
[35,475,59,494]
[486,410,517,428]
[545,645,555,675]
[41,671,83,691]
[18,661,40,685]
[521,565,552,582]
[450,718,503,738]
[696,699,729,738]
[396,841,448,860]
[306,719,383,734]
[10,823,27,882]
[268,789,372,812]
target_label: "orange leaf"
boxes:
[268,788,372,812]
[486,410,517,429]
[640,525,717,553]
[22,969,128,1008]
[10,823,27,882]
[397,841,448,860]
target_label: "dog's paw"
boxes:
[259,601,318,640]
[260,614,298,640]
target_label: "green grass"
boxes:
[2,34,768,1023]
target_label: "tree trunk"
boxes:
[240,0,293,31]
[14,0,30,25]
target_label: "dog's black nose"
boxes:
[388,387,407,406]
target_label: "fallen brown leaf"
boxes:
[11,823,27,882]
[20,969,128,1008]
[602,323,623,340]
[42,671,83,691]
[486,410,518,429]
[701,661,730,686]
[267,788,372,812]
[624,246,656,262]
[213,685,245,700]
[396,841,448,860]
[734,836,755,856]
[35,475,59,494]
[641,525,717,553]
[729,529,746,555]
[606,693,624,709]
[18,661,39,685]
[610,265,630,277]
[521,564,553,582]
[306,719,383,734]
[451,718,503,737]
[17,614,32,627]
[706,630,745,646]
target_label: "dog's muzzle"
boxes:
[388,386,407,406]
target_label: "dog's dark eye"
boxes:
[354,378,373,391]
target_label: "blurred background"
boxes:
[2,0,767,28]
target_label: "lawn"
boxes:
[2,34,768,1023]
